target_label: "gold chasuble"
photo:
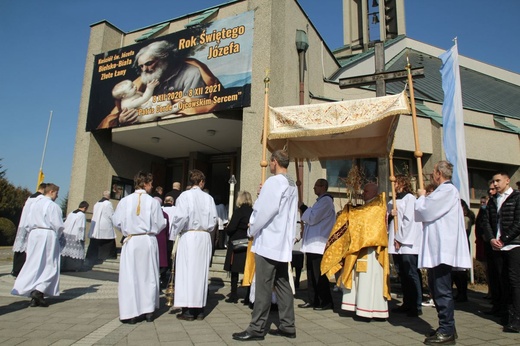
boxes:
[321,193,391,300]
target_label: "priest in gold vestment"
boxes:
[321,183,391,319]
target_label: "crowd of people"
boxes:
[9,155,520,344]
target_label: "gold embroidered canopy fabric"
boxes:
[267,91,411,159]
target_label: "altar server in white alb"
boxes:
[113,172,166,324]
[11,182,47,277]
[170,169,217,321]
[12,183,64,307]
[85,191,116,267]
[388,175,423,317]
[232,150,298,341]
[60,201,89,272]
[415,160,472,345]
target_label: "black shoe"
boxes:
[120,317,137,324]
[196,312,205,321]
[176,313,195,321]
[483,308,501,316]
[29,298,38,307]
[298,302,313,308]
[30,290,48,307]
[503,324,520,333]
[407,309,423,317]
[225,296,238,303]
[455,295,468,302]
[232,331,265,341]
[313,303,333,311]
[391,305,410,313]
[424,332,456,345]
[145,313,154,322]
[426,329,458,339]
[268,328,296,338]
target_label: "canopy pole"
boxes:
[406,57,424,190]
[260,71,270,184]
[389,146,398,234]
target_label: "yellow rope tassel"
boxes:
[136,193,141,215]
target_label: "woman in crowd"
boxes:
[223,191,253,303]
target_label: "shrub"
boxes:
[0,217,16,245]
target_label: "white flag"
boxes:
[439,42,470,205]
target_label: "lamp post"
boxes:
[228,175,237,220]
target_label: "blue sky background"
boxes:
[0,0,518,203]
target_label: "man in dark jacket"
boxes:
[482,172,520,333]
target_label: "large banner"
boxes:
[86,11,254,131]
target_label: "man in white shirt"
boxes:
[298,178,335,311]
[232,150,298,341]
[415,161,472,345]
[85,191,116,267]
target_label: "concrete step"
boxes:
[93,249,231,283]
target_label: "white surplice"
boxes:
[414,182,472,269]
[61,210,87,260]
[12,196,64,297]
[170,186,217,308]
[113,190,166,320]
[387,193,423,255]
[89,199,115,239]
[300,194,336,255]
[249,174,298,262]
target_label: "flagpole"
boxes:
[37,110,53,190]
[405,57,424,190]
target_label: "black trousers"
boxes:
[394,254,422,311]
[428,264,455,335]
[11,251,26,276]
[305,253,333,307]
[504,247,520,316]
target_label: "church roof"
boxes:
[333,37,520,121]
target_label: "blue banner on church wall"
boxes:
[86,11,254,131]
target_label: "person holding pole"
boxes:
[388,175,423,317]
[232,150,298,341]
[415,161,471,345]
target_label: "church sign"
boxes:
[86,11,254,131]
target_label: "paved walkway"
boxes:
[0,256,519,345]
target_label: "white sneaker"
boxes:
[421,299,435,307]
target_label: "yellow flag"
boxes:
[37,169,45,190]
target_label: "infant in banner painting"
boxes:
[111,79,179,123]
[321,182,390,320]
